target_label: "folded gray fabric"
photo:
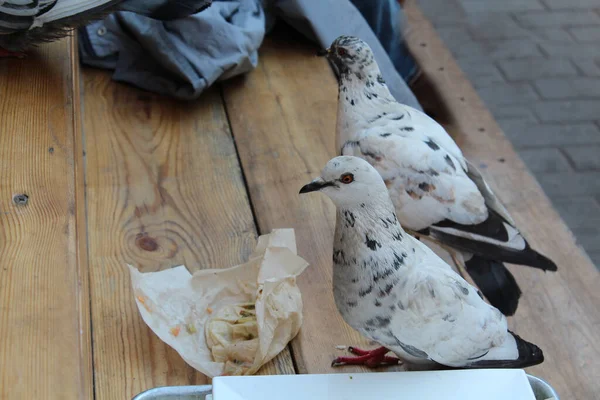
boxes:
[79,0,265,100]
[79,0,421,110]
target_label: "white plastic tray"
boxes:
[213,369,536,400]
[133,371,559,400]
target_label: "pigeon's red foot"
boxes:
[332,346,402,367]
[0,48,26,59]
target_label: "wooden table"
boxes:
[1,3,598,399]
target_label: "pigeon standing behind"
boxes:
[0,0,212,57]
[317,35,557,316]
[299,156,544,369]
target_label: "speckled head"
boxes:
[320,35,380,79]
[299,156,390,209]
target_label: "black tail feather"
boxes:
[426,228,558,272]
[467,331,544,369]
[517,246,558,272]
[465,256,522,316]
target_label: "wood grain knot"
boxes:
[136,234,159,252]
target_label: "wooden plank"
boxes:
[403,2,600,398]
[71,35,94,400]
[0,39,92,398]
[222,27,402,375]
[82,70,294,398]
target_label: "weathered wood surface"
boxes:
[0,39,92,399]
[403,2,600,399]
[81,70,294,399]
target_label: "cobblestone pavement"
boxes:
[416,0,600,268]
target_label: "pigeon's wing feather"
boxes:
[343,125,558,271]
[392,104,517,226]
[398,108,557,270]
[392,103,467,169]
[454,160,557,270]
[464,159,515,225]
[341,127,488,231]
[380,102,518,227]
[387,253,511,367]
[379,103,519,228]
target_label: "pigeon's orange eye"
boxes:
[337,47,347,56]
[340,173,354,184]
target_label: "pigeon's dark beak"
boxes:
[316,47,330,57]
[299,178,331,194]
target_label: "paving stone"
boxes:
[448,40,489,59]
[457,58,502,76]
[564,145,600,170]
[572,223,600,237]
[496,120,539,145]
[569,212,600,253]
[534,77,600,98]
[493,105,538,120]
[472,75,507,89]
[434,27,475,51]
[537,172,600,196]
[464,13,530,39]
[457,59,506,87]
[459,0,545,12]
[587,252,600,269]
[477,83,539,106]
[519,148,572,172]
[498,57,578,80]
[569,26,600,42]
[572,58,600,76]
[419,0,600,269]
[450,38,544,60]
[496,122,600,147]
[540,42,600,57]
[574,233,600,254]
[551,196,600,230]
[515,10,600,28]
[534,100,600,121]
[417,0,469,26]
[526,28,576,42]
[542,0,600,9]
[486,38,544,59]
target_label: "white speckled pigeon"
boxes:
[0,0,212,57]
[299,155,544,369]
[317,35,558,317]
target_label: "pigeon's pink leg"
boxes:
[347,346,370,356]
[332,346,402,367]
[0,48,26,58]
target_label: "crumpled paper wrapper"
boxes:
[128,229,309,377]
